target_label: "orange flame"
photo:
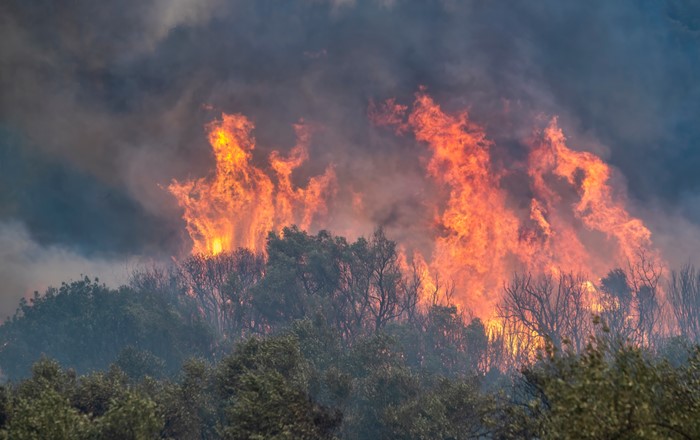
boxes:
[168,113,335,255]
[169,91,661,325]
[407,92,521,316]
[371,90,661,319]
[527,119,654,270]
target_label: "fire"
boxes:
[526,118,655,272]
[371,90,661,319]
[395,92,521,316]
[169,91,661,326]
[168,113,336,255]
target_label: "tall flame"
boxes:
[405,92,521,315]
[527,119,654,271]
[168,113,336,255]
[371,90,660,317]
[169,91,661,322]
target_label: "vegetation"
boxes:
[0,278,214,380]
[0,227,699,438]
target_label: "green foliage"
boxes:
[253,227,416,341]
[0,277,214,380]
[155,358,218,439]
[2,228,700,439]
[519,337,700,439]
[1,328,700,439]
[115,347,166,381]
[216,335,341,439]
[383,378,497,440]
[387,306,490,377]
[5,388,90,440]
[92,391,163,440]
[253,228,342,325]
[70,366,128,417]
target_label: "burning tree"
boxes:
[497,272,592,355]
[179,249,265,339]
[597,253,663,348]
[165,91,671,363]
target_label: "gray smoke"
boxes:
[1,0,700,314]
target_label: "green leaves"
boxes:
[519,337,700,439]
[0,278,215,380]
[216,335,341,440]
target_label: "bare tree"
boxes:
[627,251,663,346]
[669,264,700,343]
[498,272,592,355]
[400,260,423,325]
[598,253,663,347]
[598,268,635,342]
[335,248,372,341]
[180,249,264,339]
[366,229,407,333]
[129,263,185,298]
[334,228,420,335]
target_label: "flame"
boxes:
[528,119,654,269]
[371,90,661,320]
[168,113,336,255]
[582,280,605,314]
[169,91,661,327]
[405,92,521,316]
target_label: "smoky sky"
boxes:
[1,0,700,290]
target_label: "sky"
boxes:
[1,0,700,316]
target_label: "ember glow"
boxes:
[170,90,661,320]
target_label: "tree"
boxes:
[5,389,90,440]
[252,227,345,332]
[599,259,662,347]
[598,268,636,341]
[516,336,700,439]
[383,378,497,439]
[215,335,341,439]
[363,229,411,333]
[91,391,163,440]
[0,278,215,380]
[252,227,418,341]
[669,264,700,343]
[498,272,592,355]
[180,249,265,339]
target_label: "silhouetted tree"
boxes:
[180,249,265,339]
[498,272,592,355]
[669,264,700,343]
[599,258,662,347]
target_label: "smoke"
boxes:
[0,221,132,319]
[2,0,700,313]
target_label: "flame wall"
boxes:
[2,0,700,317]
[169,89,660,318]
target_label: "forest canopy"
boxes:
[0,227,698,438]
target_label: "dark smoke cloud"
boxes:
[1,0,700,313]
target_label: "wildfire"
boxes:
[168,113,336,255]
[169,91,661,325]
[370,90,661,319]
[526,118,655,273]
[370,92,522,316]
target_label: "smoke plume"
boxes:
[2,0,700,315]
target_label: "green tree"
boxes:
[216,335,341,439]
[518,336,700,439]
[4,389,90,440]
[92,391,163,440]
[0,278,214,379]
[384,378,497,440]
